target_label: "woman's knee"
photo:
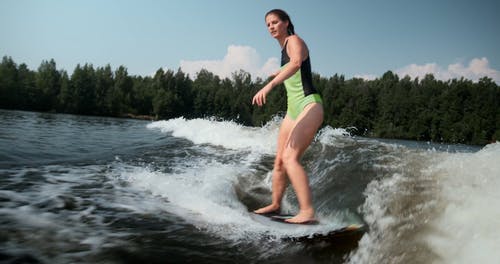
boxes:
[274,156,284,173]
[281,149,299,170]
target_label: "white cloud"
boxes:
[395,57,500,83]
[179,45,279,80]
[356,57,500,84]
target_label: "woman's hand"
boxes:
[252,83,273,106]
[252,70,279,106]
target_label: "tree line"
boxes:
[1,56,498,145]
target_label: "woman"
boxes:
[252,9,324,224]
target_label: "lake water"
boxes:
[1,109,498,263]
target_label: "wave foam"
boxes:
[423,142,500,263]
[350,142,500,263]
[147,117,278,154]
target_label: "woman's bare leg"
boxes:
[254,115,295,214]
[281,103,324,223]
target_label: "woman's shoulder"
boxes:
[285,35,307,50]
[285,35,308,55]
[286,35,304,45]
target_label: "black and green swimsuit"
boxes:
[281,40,323,119]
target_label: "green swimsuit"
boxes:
[281,40,323,120]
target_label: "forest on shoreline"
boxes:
[1,56,499,145]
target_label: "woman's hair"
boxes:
[265,9,295,35]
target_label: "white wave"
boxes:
[315,126,352,146]
[117,157,347,242]
[144,118,356,235]
[122,118,355,242]
[423,142,500,264]
[350,142,500,264]
[147,117,279,154]
[148,117,355,154]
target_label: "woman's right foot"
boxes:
[284,208,316,224]
[253,204,280,215]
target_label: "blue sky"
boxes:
[1,0,499,82]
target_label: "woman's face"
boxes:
[265,13,288,39]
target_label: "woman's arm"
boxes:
[252,35,308,106]
[269,36,307,86]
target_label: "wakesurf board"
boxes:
[250,212,365,243]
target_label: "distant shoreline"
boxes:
[1,109,494,148]
[1,56,498,145]
[121,113,156,121]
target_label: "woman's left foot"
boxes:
[253,203,280,216]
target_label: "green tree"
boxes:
[131,75,154,116]
[94,65,114,115]
[69,64,97,114]
[151,68,191,119]
[0,56,18,109]
[192,69,220,117]
[35,59,61,111]
[57,70,70,112]
[373,71,402,138]
[467,77,497,144]
[173,68,193,117]
[108,66,132,116]
[320,74,344,128]
[16,63,36,110]
[439,78,471,143]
